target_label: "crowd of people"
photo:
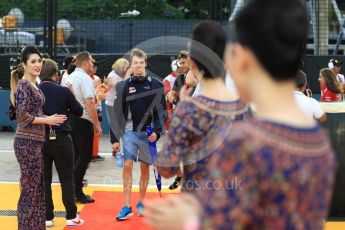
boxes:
[8,0,339,229]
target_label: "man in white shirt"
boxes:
[60,55,76,86]
[294,70,326,122]
[105,58,130,156]
[66,51,102,203]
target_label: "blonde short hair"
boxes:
[112,58,129,77]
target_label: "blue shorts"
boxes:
[122,131,152,164]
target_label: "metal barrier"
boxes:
[0,1,341,57]
[0,90,16,131]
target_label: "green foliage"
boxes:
[182,0,210,19]
[0,0,184,20]
[0,0,45,19]
[58,0,126,19]
[132,0,184,19]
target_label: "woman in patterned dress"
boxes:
[14,46,67,229]
[145,1,336,230]
[156,20,251,193]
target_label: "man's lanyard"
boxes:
[49,125,56,140]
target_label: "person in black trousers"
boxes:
[39,58,84,227]
[66,51,102,203]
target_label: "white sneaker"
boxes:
[45,220,54,227]
[66,214,84,226]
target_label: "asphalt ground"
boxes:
[0,130,175,187]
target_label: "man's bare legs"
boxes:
[122,160,149,215]
[123,160,133,207]
[138,161,150,203]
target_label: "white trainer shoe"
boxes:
[66,214,84,226]
[45,220,54,227]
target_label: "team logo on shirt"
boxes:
[129,87,136,93]
[143,86,150,90]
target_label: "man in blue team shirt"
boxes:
[112,48,166,220]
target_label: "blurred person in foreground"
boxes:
[145,0,336,229]
[156,20,251,194]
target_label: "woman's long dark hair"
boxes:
[320,68,342,94]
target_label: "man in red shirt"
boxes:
[164,51,190,190]
[163,59,181,130]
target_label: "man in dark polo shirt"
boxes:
[39,58,84,227]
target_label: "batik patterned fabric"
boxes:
[196,120,336,230]
[157,95,251,192]
[14,79,45,141]
[14,138,45,230]
[14,79,46,229]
